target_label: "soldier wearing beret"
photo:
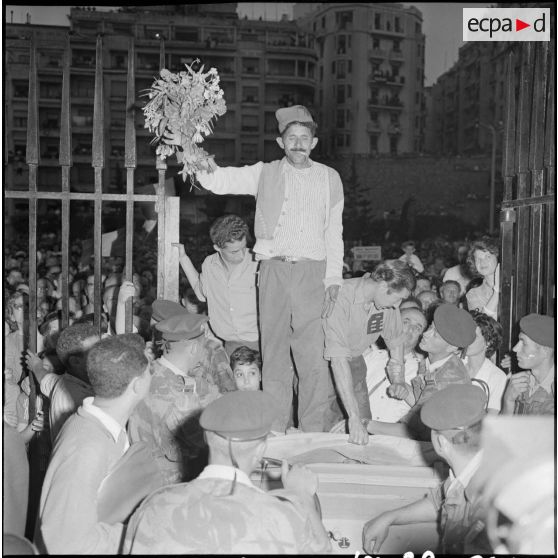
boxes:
[124,391,331,554]
[363,384,491,555]
[127,312,236,484]
[170,105,343,433]
[502,313,555,415]
[364,303,476,440]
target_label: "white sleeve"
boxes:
[324,198,344,288]
[40,373,60,398]
[196,162,263,197]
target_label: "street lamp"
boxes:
[476,121,502,234]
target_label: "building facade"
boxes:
[296,2,426,156]
[425,41,510,156]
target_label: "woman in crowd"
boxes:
[465,236,500,319]
[464,310,508,413]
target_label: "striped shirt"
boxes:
[273,163,328,260]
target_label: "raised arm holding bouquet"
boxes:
[142,62,226,185]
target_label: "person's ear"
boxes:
[276,136,285,150]
[310,136,318,150]
[213,244,221,254]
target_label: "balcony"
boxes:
[367,122,381,133]
[368,97,404,111]
[369,48,388,60]
[369,72,405,87]
[389,50,404,62]
[388,124,402,135]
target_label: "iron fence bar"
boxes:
[501,50,516,203]
[543,40,555,195]
[124,37,137,333]
[501,194,556,208]
[529,42,547,198]
[515,43,534,198]
[92,34,105,333]
[4,191,158,201]
[59,35,72,331]
[26,32,39,421]
[156,36,167,300]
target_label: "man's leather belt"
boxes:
[268,256,323,263]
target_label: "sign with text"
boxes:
[463,7,550,42]
[352,246,382,261]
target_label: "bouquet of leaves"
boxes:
[142,60,226,184]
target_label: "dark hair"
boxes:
[115,332,146,354]
[370,259,416,293]
[281,120,318,137]
[401,240,416,250]
[73,312,109,334]
[209,215,249,249]
[400,295,422,309]
[182,287,207,314]
[86,336,148,398]
[56,323,99,364]
[469,310,503,358]
[230,346,262,371]
[467,236,500,275]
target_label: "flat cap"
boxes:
[421,384,487,431]
[200,391,279,439]
[433,303,476,348]
[155,312,208,341]
[276,105,314,133]
[151,299,189,322]
[519,313,555,349]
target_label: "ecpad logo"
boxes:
[463,8,550,42]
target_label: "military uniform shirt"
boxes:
[324,274,404,360]
[124,464,331,555]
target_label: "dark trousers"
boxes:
[259,259,338,432]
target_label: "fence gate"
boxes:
[4,32,180,511]
[499,40,555,356]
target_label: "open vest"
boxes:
[253,159,340,255]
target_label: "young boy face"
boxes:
[233,363,261,391]
[441,284,460,305]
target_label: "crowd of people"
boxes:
[3,105,555,554]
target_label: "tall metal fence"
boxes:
[499,40,555,355]
[4,33,180,414]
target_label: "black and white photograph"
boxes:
[3,2,555,555]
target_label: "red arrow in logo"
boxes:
[516,18,530,31]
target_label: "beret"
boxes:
[275,105,314,133]
[433,303,476,348]
[421,384,487,431]
[519,313,555,349]
[200,391,279,439]
[155,312,208,341]
[151,299,189,322]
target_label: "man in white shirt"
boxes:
[363,385,491,555]
[364,307,427,422]
[173,214,259,356]
[36,335,153,554]
[181,105,344,433]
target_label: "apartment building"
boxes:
[296,3,426,156]
[425,41,511,155]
